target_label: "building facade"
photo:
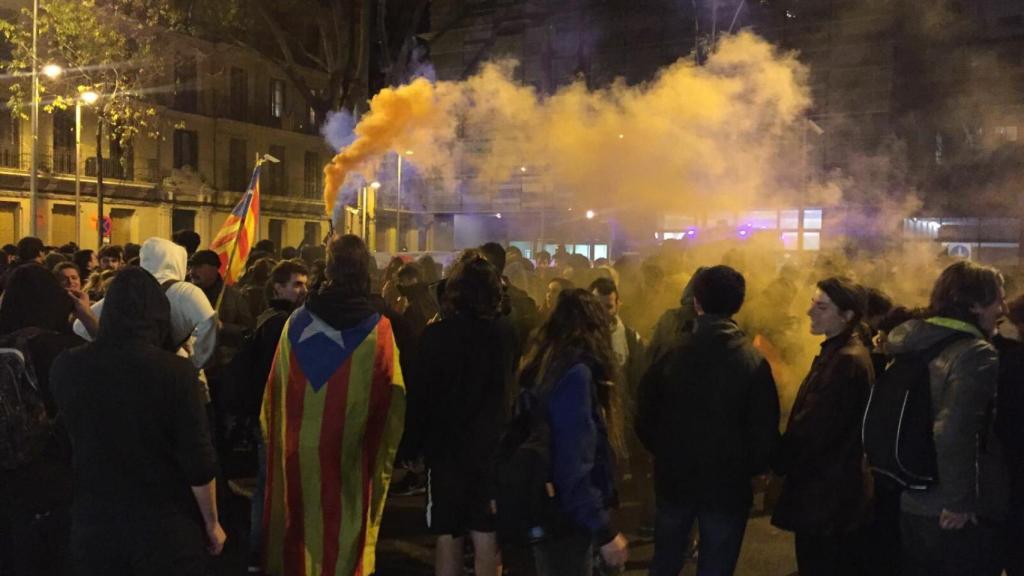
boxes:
[0,31,337,252]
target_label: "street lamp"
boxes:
[75,90,98,245]
[586,210,596,220]
[396,150,412,252]
[29,49,64,237]
[42,63,63,79]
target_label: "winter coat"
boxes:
[994,334,1024,512]
[51,267,217,524]
[545,361,619,545]
[887,318,1008,520]
[772,329,873,534]
[414,314,517,480]
[636,315,779,512]
[199,277,255,370]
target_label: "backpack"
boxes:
[493,388,560,547]
[862,332,971,491]
[0,328,53,470]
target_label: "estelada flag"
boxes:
[261,306,405,576]
[210,166,260,285]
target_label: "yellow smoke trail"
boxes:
[321,31,810,217]
[322,78,438,214]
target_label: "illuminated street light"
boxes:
[404,150,414,156]
[495,213,502,219]
[586,210,596,220]
[42,63,63,79]
[520,166,527,173]
[80,90,99,105]
[617,133,625,139]
[370,181,382,190]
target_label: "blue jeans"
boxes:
[248,430,267,566]
[650,501,748,576]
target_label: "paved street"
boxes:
[375,494,798,576]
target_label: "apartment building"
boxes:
[0,33,337,252]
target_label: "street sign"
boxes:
[947,243,972,260]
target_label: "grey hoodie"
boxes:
[74,238,217,370]
[886,318,1008,519]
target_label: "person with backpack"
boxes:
[884,261,1008,576]
[637,265,779,576]
[50,267,224,576]
[0,264,87,576]
[515,288,628,576]
[771,277,874,576]
[414,250,517,576]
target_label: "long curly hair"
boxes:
[517,288,624,455]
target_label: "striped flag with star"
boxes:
[260,306,405,576]
[210,165,260,285]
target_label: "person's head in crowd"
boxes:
[396,263,422,288]
[417,254,441,284]
[3,243,17,258]
[506,245,524,265]
[0,263,74,334]
[535,250,552,268]
[245,257,277,290]
[73,249,97,276]
[123,242,141,263]
[98,245,124,271]
[15,236,44,264]
[44,251,69,270]
[383,256,405,284]
[478,242,507,276]
[692,265,746,318]
[590,277,624,322]
[281,246,298,260]
[546,277,574,310]
[1003,295,1024,338]
[875,306,919,354]
[929,260,1006,337]
[96,266,172,348]
[324,235,371,298]
[42,245,56,255]
[594,257,610,268]
[268,260,309,304]
[172,229,201,257]
[300,244,324,267]
[188,250,222,289]
[864,287,894,332]
[443,250,501,319]
[54,262,82,292]
[245,250,272,273]
[254,239,276,257]
[58,242,77,255]
[809,276,866,339]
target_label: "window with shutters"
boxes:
[173,129,199,170]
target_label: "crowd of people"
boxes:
[0,230,1020,576]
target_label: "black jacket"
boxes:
[772,329,873,533]
[414,314,517,478]
[50,268,217,524]
[230,298,297,419]
[636,315,779,512]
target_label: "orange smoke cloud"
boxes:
[322,78,438,214]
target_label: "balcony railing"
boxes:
[85,157,134,181]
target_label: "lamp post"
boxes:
[75,90,98,246]
[396,150,412,252]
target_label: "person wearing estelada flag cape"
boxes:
[261,235,405,576]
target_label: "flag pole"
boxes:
[216,156,264,312]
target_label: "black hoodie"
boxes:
[51,267,217,523]
[636,314,780,512]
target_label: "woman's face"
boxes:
[59,267,81,291]
[807,289,851,338]
[971,285,1007,337]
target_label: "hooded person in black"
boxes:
[637,265,779,576]
[50,267,224,576]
